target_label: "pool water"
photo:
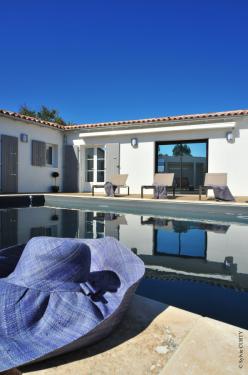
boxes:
[0,205,248,329]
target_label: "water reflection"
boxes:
[141,217,229,258]
[1,206,248,329]
[0,207,248,292]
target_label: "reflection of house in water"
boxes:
[0,209,18,248]
[84,212,127,240]
[141,217,229,258]
[0,207,127,250]
[1,207,248,292]
[0,208,80,249]
[137,216,248,291]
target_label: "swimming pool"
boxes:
[1,200,248,329]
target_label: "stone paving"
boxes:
[3,295,244,375]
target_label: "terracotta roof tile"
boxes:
[0,109,64,129]
[64,109,248,130]
[1,108,248,131]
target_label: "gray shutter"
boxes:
[32,140,46,166]
[0,209,18,248]
[63,145,79,192]
[61,209,79,237]
[1,135,18,193]
[105,143,120,181]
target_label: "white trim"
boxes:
[79,121,236,138]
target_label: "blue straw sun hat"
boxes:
[0,236,144,372]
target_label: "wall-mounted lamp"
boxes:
[226,131,234,142]
[20,133,28,143]
[131,138,138,147]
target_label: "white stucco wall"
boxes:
[68,117,248,196]
[208,118,248,196]
[1,115,247,195]
[120,141,155,192]
[119,214,153,254]
[0,116,63,192]
[207,224,248,274]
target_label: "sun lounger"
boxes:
[141,173,175,198]
[199,173,235,201]
[92,174,129,196]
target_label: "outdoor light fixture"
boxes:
[226,131,234,142]
[20,133,28,143]
[131,138,138,147]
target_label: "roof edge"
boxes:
[64,109,248,130]
[1,108,248,131]
[0,109,65,130]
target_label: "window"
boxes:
[32,141,58,167]
[156,140,208,192]
[46,144,58,167]
[155,227,206,257]
[46,145,53,165]
[97,147,105,182]
[85,147,105,183]
[86,148,94,182]
[151,219,207,258]
[30,225,58,237]
[85,212,105,239]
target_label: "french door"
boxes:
[85,147,105,183]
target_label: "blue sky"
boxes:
[0,0,247,124]
[159,142,207,157]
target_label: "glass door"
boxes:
[85,147,105,183]
[181,142,207,191]
[86,148,94,182]
[97,147,105,182]
[84,212,105,239]
[156,140,207,193]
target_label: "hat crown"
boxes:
[8,237,91,290]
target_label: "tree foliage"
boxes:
[19,105,37,118]
[19,105,69,125]
[172,144,192,156]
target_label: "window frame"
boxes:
[155,139,209,191]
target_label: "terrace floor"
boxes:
[20,295,248,375]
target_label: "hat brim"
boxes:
[0,237,144,371]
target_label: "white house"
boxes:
[0,108,248,196]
